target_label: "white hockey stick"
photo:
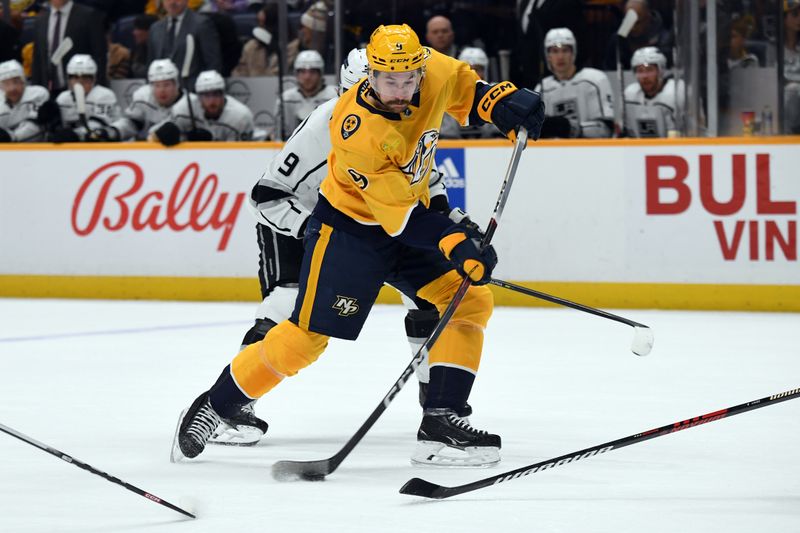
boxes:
[50,36,73,66]
[181,34,198,130]
[253,26,286,139]
[72,81,89,132]
[615,9,638,136]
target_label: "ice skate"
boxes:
[208,402,269,446]
[170,392,223,462]
[411,408,501,468]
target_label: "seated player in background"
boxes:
[536,28,614,139]
[623,46,684,138]
[158,69,255,144]
[0,59,49,142]
[51,55,120,143]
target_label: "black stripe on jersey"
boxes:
[291,159,326,192]
[253,184,293,203]
[284,115,310,144]
[287,199,302,215]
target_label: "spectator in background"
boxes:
[51,54,119,142]
[232,3,279,76]
[203,8,242,76]
[536,28,614,138]
[784,0,800,133]
[130,14,158,78]
[425,15,457,57]
[726,15,759,71]
[147,0,223,87]
[0,59,50,142]
[106,21,131,79]
[0,7,21,63]
[31,0,108,92]
[440,47,502,139]
[165,69,255,143]
[622,46,684,138]
[604,0,673,70]
[272,49,336,140]
[287,1,330,71]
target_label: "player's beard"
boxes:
[385,99,411,112]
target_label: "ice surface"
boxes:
[0,298,798,532]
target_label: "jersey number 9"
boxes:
[278,152,300,176]
[347,169,369,190]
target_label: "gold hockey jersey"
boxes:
[319,48,480,237]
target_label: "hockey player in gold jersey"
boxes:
[174,24,545,467]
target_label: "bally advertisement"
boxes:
[0,138,798,310]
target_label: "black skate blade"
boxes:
[399,478,448,499]
[271,459,330,482]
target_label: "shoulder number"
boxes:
[347,168,369,190]
[277,152,300,176]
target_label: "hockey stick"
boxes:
[181,34,198,131]
[488,278,653,356]
[72,81,90,133]
[49,36,73,94]
[253,27,286,140]
[615,9,638,136]
[271,128,529,482]
[400,386,800,499]
[0,422,196,519]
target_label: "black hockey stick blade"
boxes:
[400,386,800,499]
[271,458,331,482]
[0,422,196,519]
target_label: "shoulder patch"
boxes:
[341,113,361,139]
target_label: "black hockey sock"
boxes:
[208,364,252,419]
[423,366,475,413]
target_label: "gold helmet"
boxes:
[366,24,428,73]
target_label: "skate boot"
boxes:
[209,401,269,446]
[418,382,472,418]
[411,408,501,467]
[170,392,223,462]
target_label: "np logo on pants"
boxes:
[333,296,360,317]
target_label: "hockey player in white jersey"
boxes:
[623,46,685,138]
[52,55,120,143]
[271,49,338,140]
[0,60,49,142]
[93,59,182,142]
[535,28,614,138]
[166,70,255,142]
[201,48,463,448]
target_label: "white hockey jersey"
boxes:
[112,84,177,141]
[56,85,120,136]
[271,83,338,140]
[535,67,614,138]
[623,78,685,138]
[0,85,49,141]
[250,97,447,239]
[170,93,255,141]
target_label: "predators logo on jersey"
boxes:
[341,114,361,139]
[321,48,480,237]
[400,129,439,186]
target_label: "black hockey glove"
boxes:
[50,127,81,143]
[438,223,497,285]
[154,121,181,146]
[186,127,213,142]
[87,126,120,142]
[0,128,12,143]
[539,115,573,139]
[36,100,61,128]
[475,82,545,141]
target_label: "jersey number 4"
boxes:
[347,169,369,190]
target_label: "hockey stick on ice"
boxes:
[489,278,653,356]
[0,422,196,518]
[615,9,638,136]
[271,128,530,482]
[181,34,198,132]
[400,386,800,499]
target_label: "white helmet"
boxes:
[544,27,577,57]
[294,50,324,72]
[0,59,25,82]
[458,47,488,68]
[148,59,179,83]
[66,54,97,76]
[631,46,667,73]
[195,70,225,93]
[339,48,369,92]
